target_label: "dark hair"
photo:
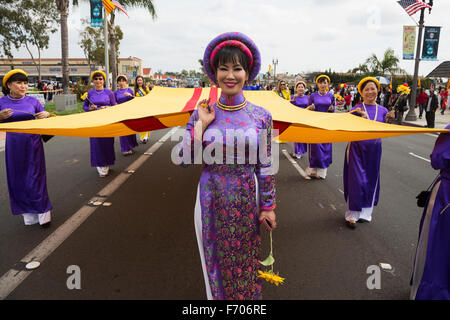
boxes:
[92,72,105,81]
[2,73,28,95]
[117,76,127,82]
[212,46,250,74]
[360,80,378,93]
[134,75,149,96]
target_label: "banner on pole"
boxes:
[421,26,441,61]
[402,26,416,60]
[90,0,103,27]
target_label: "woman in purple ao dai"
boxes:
[114,74,138,156]
[0,69,52,226]
[290,80,309,159]
[177,32,277,300]
[343,77,394,229]
[306,75,335,179]
[83,71,117,177]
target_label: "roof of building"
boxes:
[427,61,450,78]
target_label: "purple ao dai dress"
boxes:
[343,103,388,222]
[83,89,116,168]
[114,88,138,153]
[290,95,309,156]
[308,92,335,177]
[411,124,450,300]
[177,91,276,300]
[0,95,52,221]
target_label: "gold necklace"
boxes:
[216,99,247,111]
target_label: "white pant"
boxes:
[345,178,379,222]
[96,166,110,176]
[306,167,327,179]
[23,211,51,225]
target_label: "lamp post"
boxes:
[272,58,278,84]
[405,0,433,121]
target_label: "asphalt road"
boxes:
[0,128,439,300]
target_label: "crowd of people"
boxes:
[0,31,448,300]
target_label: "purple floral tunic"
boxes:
[178,91,276,300]
[114,88,138,153]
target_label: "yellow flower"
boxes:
[257,270,285,286]
[81,92,88,100]
[334,94,344,101]
[397,85,411,95]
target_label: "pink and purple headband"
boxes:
[203,32,261,85]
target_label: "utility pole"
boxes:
[103,6,110,89]
[272,58,278,84]
[405,1,433,121]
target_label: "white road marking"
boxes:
[330,204,337,211]
[409,152,431,163]
[0,127,179,300]
[338,189,344,194]
[281,149,310,180]
[318,203,324,209]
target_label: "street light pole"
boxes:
[406,1,433,121]
[272,58,278,84]
[103,6,110,89]
[405,9,425,121]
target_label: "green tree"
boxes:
[56,0,76,93]
[106,1,156,91]
[364,48,405,76]
[0,0,59,81]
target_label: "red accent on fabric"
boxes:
[182,88,203,111]
[122,117,167,132]
[208,87,218,105]
[273,121,290,135]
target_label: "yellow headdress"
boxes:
[2,69,28,87]
[358,77,380,95]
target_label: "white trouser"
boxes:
[345,178,379,222]
[96,166,110,176]
[23,211,51,225]
[306,167,327,179]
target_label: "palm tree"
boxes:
[364,48,405,76]
[56,0,75,94]
[108,1,156,91]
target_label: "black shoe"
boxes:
[40,221,51,228]
[346,220,357,229]
[357,218,370,223]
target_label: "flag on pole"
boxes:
[102,0,116,15]
[112,1,129,17]
[397,0,432,16]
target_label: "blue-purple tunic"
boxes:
[412,124,450,300]
[178,91,276,300]
[290,95,309,155]
[0,95,52,215]
[114,88,138,153]
[83,89,116,167]
[308,92,335,168]
[343,104,388,211]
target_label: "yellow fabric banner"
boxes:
[0,87,448,143]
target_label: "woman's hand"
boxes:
[124,92,133,97]
[328,105,334,112]
[259,210,277,231]
[35,111,50,119]
[354,107,368,118]
[197,98,215,131]
[308,104,315,111]
[89,104,98,111]
[386,110,395,122]
[0,108,13,121]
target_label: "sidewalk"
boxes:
[403,109,450,129]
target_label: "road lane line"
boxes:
[409,152,431,163]
[281,149,310,180]
[0,127,179,300]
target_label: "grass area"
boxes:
[45,101,85,116]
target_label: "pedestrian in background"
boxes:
[134,75,151,144]
[417,88,428,119]
[425,88,438,128]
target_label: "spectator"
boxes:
[417,88,428,119]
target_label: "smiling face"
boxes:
[215,59,248,96]
[361,82,378,104]
[296,83,306,95]
[136,77,144,87]
[318,79,328,92]
[117,78,127,89]
[93,75,104,89]
[7,80,28,98]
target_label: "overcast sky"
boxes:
[10,0,450,77]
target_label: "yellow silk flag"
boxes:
[102,0,116,15]
[0,87,447,142]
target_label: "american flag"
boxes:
[112,1,129,18]
[397,0,432,16]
